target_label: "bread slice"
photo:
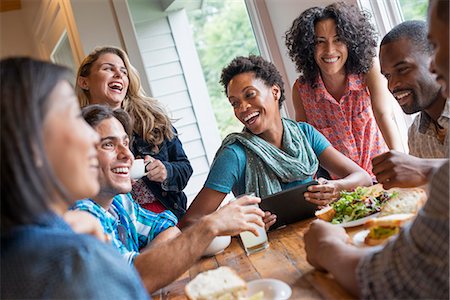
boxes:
[315,206,336,221]
[363,213,415,246]
[185,267,247,300]
[379,188,427,216]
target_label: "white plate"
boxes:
[334,213,380,228]
[247,279,292,300]
[352,230,369,247]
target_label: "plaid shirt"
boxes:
[357,161,449,299]
[408,99,449,158]
[72,193,177,264]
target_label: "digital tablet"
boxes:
[260,180,319,230]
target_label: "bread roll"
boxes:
[185,267,247,300]
[379,188,427,216]
[315,206,336,221]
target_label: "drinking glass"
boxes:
[235,193,269,255]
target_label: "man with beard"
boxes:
[380,20,448,158]
[371,20,448,189]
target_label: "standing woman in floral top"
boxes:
[285,2,402,179]
[77,46,192,219]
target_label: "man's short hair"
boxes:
[82,104,133,137]
[381,20,432,55]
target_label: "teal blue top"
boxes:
[205,122,331,196]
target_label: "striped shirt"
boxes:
[72,193,177,264]
[408,99,449,158]
[357,161,449,299]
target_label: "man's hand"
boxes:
[63,211,108,242]
[145,155,167,183]
[304,220,350,270]
[304,178,340,206]
[208,195,265,237]
[372,150,431,189]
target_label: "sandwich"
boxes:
[363,213,414,246]
[378,188,427,216]
[185,267,247,300]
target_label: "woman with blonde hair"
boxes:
[77,46,192,219]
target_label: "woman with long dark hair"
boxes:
[1,57,148,299]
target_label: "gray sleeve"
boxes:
[52,238,150,299]
[356,162,449,299]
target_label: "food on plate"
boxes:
[379,188,427,216]
[315,185,397,224]
[185,266,247,300]
[363,213,415,246]
[315,206,335,222]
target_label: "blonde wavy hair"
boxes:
[76,46,174,148]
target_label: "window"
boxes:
[398,0,428,21]
[187,1,260,138]
[51,32,76,84]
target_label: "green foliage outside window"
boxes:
[188,1,260,138]
[398,0,428,21]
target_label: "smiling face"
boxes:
[380,38,441,114]
[227,72,281,138]
[78,53,129,109]
[314,18,348,78]
[43,80,100,203]
[428,0,449,97]
[94,117,134,203]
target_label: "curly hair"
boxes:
[76,46,174,150]
[285,2,378,85]
[220,55,285,108]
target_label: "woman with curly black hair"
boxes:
[285,2,402,179]
[180,55,371,230]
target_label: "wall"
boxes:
[0,5,37,58]
[127,0,221,203]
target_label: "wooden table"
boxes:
[153,219,359,299]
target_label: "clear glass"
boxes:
[235,193,269,255]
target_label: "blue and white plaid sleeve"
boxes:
[356,162,449,299]
[124,194,178,248]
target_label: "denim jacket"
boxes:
[131,126,193,219]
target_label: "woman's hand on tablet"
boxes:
[304,178,340,206]
[263,211,277,231]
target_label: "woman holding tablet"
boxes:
[180,56,371,229]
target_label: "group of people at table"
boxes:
[1,0,448,298]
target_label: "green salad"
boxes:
[330,187,397,224]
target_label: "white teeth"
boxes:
[243,112,259,122]
[112,167,129,174]
[394,91,411,99]
[323,57,338,63]
[108,82,123,90]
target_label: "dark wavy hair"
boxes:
[285,2,378,84]
[1,57,72,231]
[81,104,133,137]
[220,55,285,108]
